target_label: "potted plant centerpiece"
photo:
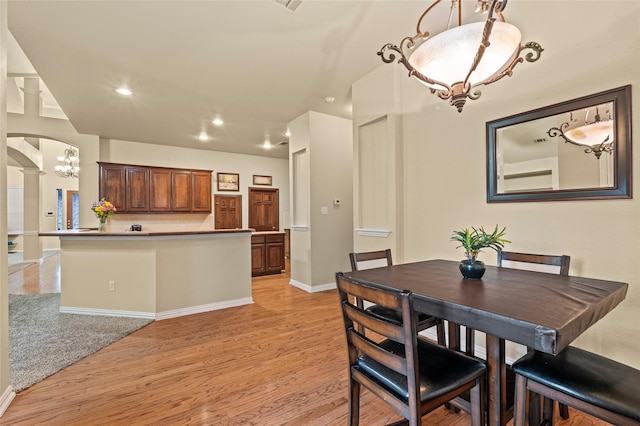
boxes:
[451,225,509,279]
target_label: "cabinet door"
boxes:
[126,167,149,212]
[191,171,212,212]
[265,242,284,273]
[251,244,266,274]
[172,170,192,211]
[149,168,172,212]
[99,164,126,212]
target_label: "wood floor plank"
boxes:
[2,255,610,425]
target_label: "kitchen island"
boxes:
[40,228,253,319]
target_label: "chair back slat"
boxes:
[343,302,405,342]
[337,272,402,309]
[350,330,408,376]
[349,249,393,271]
[498,251,570,276]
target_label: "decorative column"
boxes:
[22,77,42,149]
[21,168,42,261]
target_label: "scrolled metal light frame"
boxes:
[55,146,80,178]
[547,108,614,159]
[377,0,543,112]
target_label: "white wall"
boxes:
[288,112,353,290]
[375,1,639,367]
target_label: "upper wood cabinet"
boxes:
[191,171,213,212]
[98,162,212,214]
[126,166,150,212]
[99,163,126,212]
[171,170,192,211]
[149,168,172,212]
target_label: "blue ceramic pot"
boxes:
[459,259,485,279]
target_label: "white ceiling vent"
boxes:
[272,0,302,12]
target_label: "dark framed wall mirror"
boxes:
[486,85,632,202]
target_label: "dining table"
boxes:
[343,259,628,426]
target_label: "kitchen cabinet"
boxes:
[149,168,172,212]
[98,162,212,213]
[125,166,150,212]
[99,163,126,211]
[192,171,213,212]
[171,170,192,211]
[251,232,285,276]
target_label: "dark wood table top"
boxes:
[344,259,628,355]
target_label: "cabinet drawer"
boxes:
[266,234,284,243]
[251,235,266,244]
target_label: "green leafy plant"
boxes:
[450,225,510,262]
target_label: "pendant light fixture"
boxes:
[378,0,543,112]
[54,146,80,178]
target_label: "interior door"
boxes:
[215,194,242,229]
[66,190,79,229]
[249,188,279,231]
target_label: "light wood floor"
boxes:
[2,255,609,425]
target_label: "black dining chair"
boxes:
[349,250,446,345]
[335,272,487,426]
[512,346,640,425]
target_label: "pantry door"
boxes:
[249,188,279,231]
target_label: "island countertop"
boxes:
[40,228,254,237]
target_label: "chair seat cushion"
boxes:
[512,347,640,422]
[356,338,486,403]
[366,305,439,329]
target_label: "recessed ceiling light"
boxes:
[115,87,133,96]
[212,118,224,126]
[198,133,209,141]
[263,141,272,149]
[324,96,335,103]
[285,130,291,137]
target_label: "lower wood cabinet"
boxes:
[251,233,285,276]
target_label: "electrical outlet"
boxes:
[108,280,116,292]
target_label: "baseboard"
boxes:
[0,385,16,417]
[60,297,255,321]
[289,279,335,293]
[156,297,254,320]
[60,306,156,319]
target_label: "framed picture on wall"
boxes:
[217,172,240,191]
[252,175,272,186]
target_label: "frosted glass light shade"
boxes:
[565,120,614,147]
[408,21,522,90]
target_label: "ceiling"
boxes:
[6,1,489,159]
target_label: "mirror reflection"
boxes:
[486,85,631,202]
[496,101,615,194]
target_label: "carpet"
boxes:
[9,293,152,392]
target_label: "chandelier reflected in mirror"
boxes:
[547,104,614,159]
[377,0,543,112]
[55,146,80,178]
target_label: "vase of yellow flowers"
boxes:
[91,199,117,232]
[450,225,509,279]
